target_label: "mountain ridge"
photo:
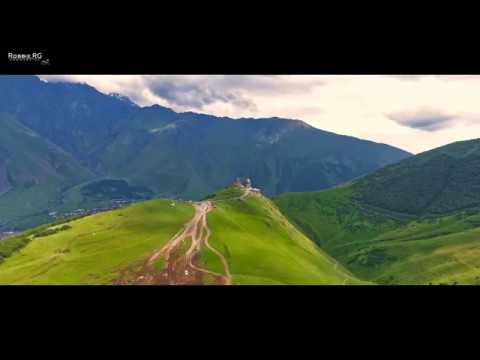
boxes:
[0,75,411,230]
[274,138,480,284]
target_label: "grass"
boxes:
[352,138,480,216]
[6,180,480,285]
[275,186,480,284]
[0,186,367,285]
[342,212,480,284]
[0,234,32,262]
[202,188,366,285]
[0,199,194,284]
[274,186,398,251]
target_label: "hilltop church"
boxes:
[233,177,261,194]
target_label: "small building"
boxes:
[233,177,243,188]
[233,177,260,192]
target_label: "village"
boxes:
[2,180,261,241]
[47,199,137,221]
[0,230,17,240]
[0,199,138,241]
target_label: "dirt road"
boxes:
[118,200,232,285]
[116,187,256,285]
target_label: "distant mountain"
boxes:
[0,113,93,229]
[0,75,411,229]
[275,139,480,284]
[0,75,138,168]
[100,107,411,199]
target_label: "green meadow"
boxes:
[0,187,364,285]
[202,188,365,285]
[6,181,479,285]
[0,199,193,284]
[275,186,480,285]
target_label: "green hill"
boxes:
[0,199,195,284]
[274,139,480,284]
[0,187,363,285]
[354,138,480,216]
[203,188,363,284]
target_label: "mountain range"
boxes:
[5,135,480,285]
[0,75,411,230]
[2,75,480,285]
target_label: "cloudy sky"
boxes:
[39,75,480,154]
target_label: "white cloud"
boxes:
[387,109,458,131]
[38,75,480,154]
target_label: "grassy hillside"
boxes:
[275,185,480,285]
[353,138,480,215]
[0,200,194,284]
[201,188,365,284]
[275,139,480,285]
[0,187,365,285]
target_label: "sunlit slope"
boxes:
[0,187,366,285]
[275,186,480,285]
[275,139,480,284]
[0,200,194,284]
[202,188,365,284]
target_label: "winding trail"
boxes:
[185,202,231,284]
[122,200,236,285]
[116,186,254,285]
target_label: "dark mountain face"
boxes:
[0,113,94,230]
[0,113,92,186]
[353,138,480,215]
[0,75,411,228]
[0,76,138,167]
[101,110,411,198]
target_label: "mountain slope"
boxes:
[0,75,411,230]
[275,138,480,284]
[0,75,138,168]
[0,113,93,230]
[0,199,194,284]
[0,187,364,284]
[353,138,480,216]
[100,106,411,199]
[204,187,362,284]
